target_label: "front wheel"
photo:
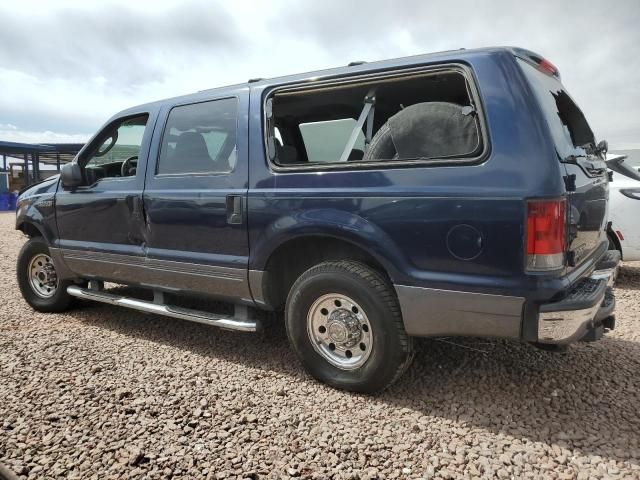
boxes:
[285,260,413,393]
[17,237,74,312]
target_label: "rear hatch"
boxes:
[516,50,609,273]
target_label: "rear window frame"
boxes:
[262,63,490,172]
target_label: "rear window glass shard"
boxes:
[267,69,483,168]
[517,58,595,159]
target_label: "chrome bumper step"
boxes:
[537,249,620,344]
[67,285,260,332]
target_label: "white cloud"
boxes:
[0,0,638,149]
[0,126,89,145]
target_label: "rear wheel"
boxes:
[17,237,74,312]
[285,260,413,393]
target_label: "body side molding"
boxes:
[60,248,252,301]
[395,284,524,338]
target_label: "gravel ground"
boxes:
[1,211,639,480]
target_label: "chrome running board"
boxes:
[67,285,259,332]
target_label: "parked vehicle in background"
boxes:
[607,153,640,261]
[15,47,620,392]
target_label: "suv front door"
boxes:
[55,111,156,283]
[141,91,251,301]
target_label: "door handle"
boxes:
[226,195,243,225]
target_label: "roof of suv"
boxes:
[119,46,517,116]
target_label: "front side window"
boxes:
[84,115,148,180]
[157,98,238,175]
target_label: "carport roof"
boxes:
[0,140,84,164]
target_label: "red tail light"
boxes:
[526,199,566,271]
[512,48,561,79]
[537,58,559,78]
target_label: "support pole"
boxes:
[30,152,36,184]
[23,153,28,185]
[56,153,61,172]
[2,154,6,172]
[34,152,40,182]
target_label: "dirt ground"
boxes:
[1,211,639,479]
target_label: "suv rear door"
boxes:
[517,56,608,272]
[141,89,252,301]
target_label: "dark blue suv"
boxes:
[15,47,619,392]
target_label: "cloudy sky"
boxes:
[1,0,639,149]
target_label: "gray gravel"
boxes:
[1,211,639,479]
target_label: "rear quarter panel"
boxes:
[247,51,566,299]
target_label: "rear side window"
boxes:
[157,98,238,175]
[266,68,483,168]
[517,59,595,159]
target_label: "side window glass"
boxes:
[268,70,482,168]
[84,115,148,180]
[300,119,365,163]
[157,98,238,175]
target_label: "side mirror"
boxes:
[60,163,83,190]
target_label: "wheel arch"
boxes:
[250,209,409,272]
[16,220,46,239]
[255,233,402,310]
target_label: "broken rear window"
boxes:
[265,69,483,168]
[517,58,595,159]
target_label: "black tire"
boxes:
[364,123,397,161]
[285,260,413,393]
[17,237,74,312]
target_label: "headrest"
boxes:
[347,149,364,161]
[175,132,210,159]
[276,144,299,165]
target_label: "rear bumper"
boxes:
[536,250,620,344]
[395,250,620,343]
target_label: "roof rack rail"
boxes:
[248,77,265,83]
[348,61,367,67]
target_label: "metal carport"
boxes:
[0,141,83,187]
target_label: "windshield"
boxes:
[517,58,595,160]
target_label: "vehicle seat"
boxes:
[347,149,364,161]
[171,132,213,173]
[275,142,300,165]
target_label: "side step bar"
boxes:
[67,285,260,332]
